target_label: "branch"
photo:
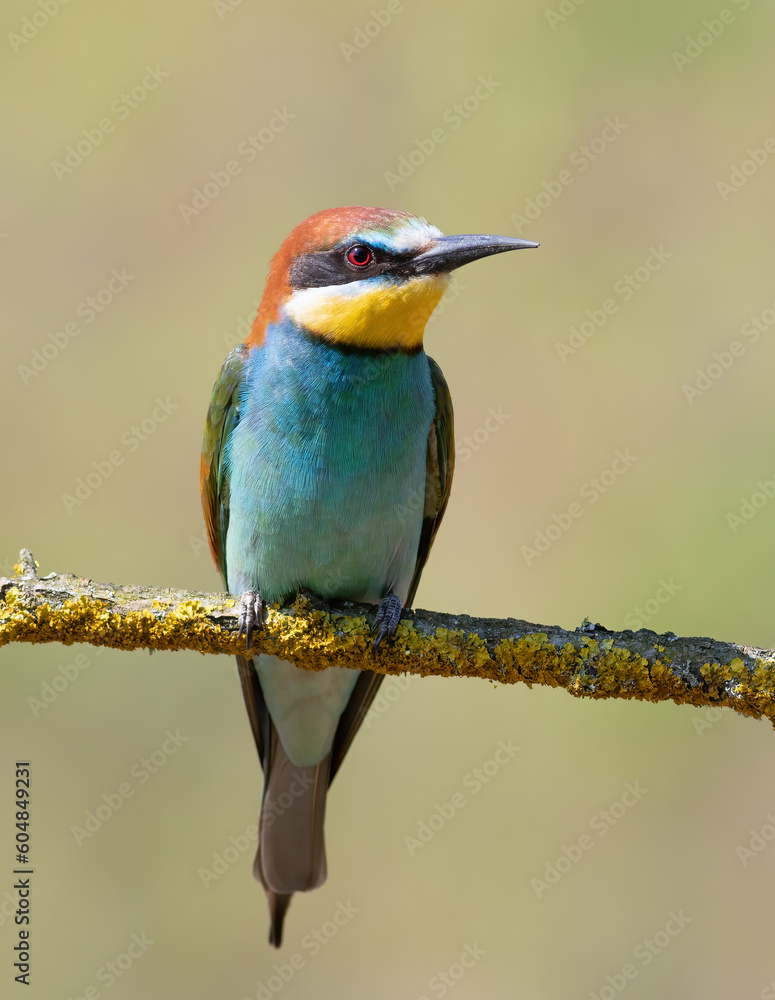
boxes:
[2,550,774,727]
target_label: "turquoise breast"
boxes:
[224,319,435,606]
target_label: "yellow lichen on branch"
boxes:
[2,549,775,727]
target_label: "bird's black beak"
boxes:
[405,234,539,277]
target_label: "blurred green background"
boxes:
[3,0,775,996]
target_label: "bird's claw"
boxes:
[237,589,266,654]
[371,592,403,650]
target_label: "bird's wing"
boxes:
[329,355,455,781]
[200,345,247,586]
[201,346,272,770]
[407,355,455,606]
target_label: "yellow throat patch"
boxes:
[284,274,449,351]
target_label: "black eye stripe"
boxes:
[288,246,416,288]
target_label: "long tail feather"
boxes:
[265,891,293,948]
[257,728,329,894]
[238,654,377,946]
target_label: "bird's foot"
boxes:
[372,592,403,650]
[237,589,266,654]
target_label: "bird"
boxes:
[200,206,537,946]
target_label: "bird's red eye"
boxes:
[346,245,372,267]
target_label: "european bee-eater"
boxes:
[200,206,537,945]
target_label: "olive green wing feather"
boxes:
[407,354,455,606]
[200,345,247,588]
